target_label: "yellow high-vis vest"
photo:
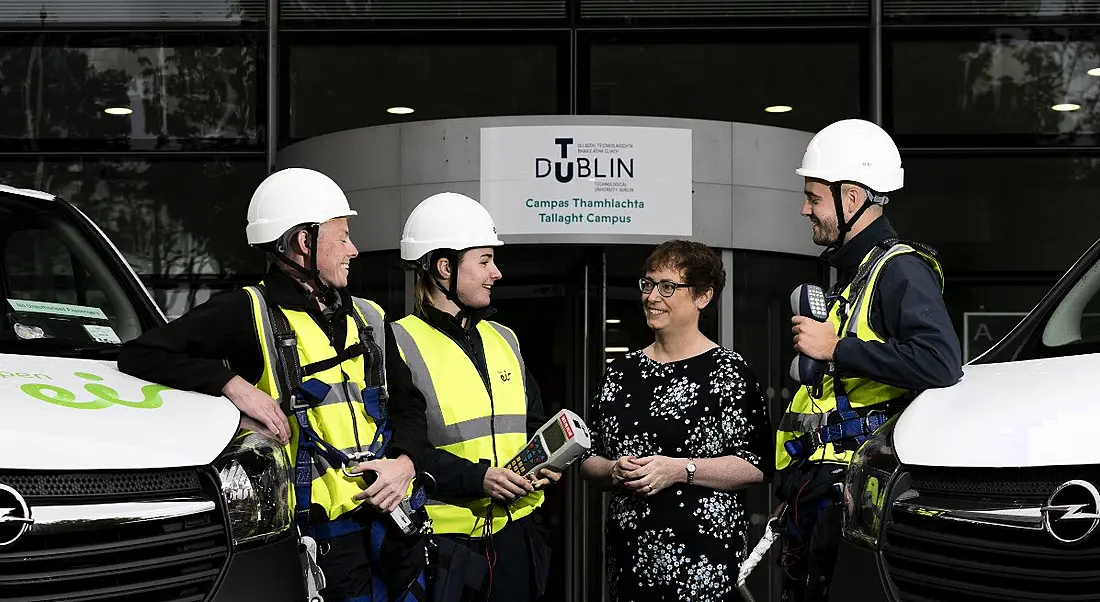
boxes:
[390,315,544,537]
[775,242,944,471]
[244,285,389,520]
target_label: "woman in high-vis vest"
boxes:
[389,192,560,602]
[118,168,430,602]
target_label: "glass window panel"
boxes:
[587,37,863,132]
[581,0,869,19]
[0,0,265,25]
[287,40,563,140]
[886,155,1100,273]
[0,36,261,152]
[139,277,252,320]
[0,157,267,296]
[280,0,565,21]
[890,29,1100,144]
[885,0,1100,21]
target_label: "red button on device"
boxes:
[559,414,574,439]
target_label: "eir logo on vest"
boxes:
[498,370,512,382]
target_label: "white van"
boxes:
[832,236,1100,602]
[0,184,305,601]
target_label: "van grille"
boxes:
[0,469,229,602]
[882,466,1100,602]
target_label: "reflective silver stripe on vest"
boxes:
[449,414,528,442]
[390,322,447,444]
[391,320,528,447]
[845,244,911,337]
[351,297,387,391]
[244,286,285,402]
[779,410,827,434]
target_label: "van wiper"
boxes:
[51,345,120,357]
[6,340,121,358]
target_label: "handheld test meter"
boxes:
[505,409,592,479]
[788,283,830,398]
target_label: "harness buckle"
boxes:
[340,451,377,478]
[808,427,824,450]
[288,393,311,413]
[862,408,887,436]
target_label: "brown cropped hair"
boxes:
[643,240,725,299]
[412,249,467,318]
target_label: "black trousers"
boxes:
[429,515,550,602]
[775,461,847,602]
[315,511,427,601]
[317,524,374,600]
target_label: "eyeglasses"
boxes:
[639,277,692,298]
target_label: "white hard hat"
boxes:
[400,192,503,262]
[245,167,358,245]
[795,119,904,193]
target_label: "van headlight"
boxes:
[842,414,901,550]
[213,431,293,546]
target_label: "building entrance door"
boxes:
[489,244,604,602]
[488,244,662,602]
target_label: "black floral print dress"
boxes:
[587,347,773,602]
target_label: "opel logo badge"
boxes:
[1042,479,1100,545]
[0,483,32,547]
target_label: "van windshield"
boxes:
[0,193,149,359]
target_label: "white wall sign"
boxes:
[479,125,692,236]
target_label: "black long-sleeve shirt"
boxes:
[402,304,546,504]
[827,216,964,391]
[116,268,427,467]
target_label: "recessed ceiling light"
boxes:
[387,106,414,115]
[1052,103,1081,112]
[765,105,793,113]
[104,107,132,115]
[1088,67,1100,77]
[606,318,621,324]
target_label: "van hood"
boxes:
[893,353,1100,468]
[0,353,241,470]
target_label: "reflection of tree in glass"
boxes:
[0,32,264,311]
[958,29,1100,139]
[0,42,131,142]
[0,34,257,146]
[133,43,259,148]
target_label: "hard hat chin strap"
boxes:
[268,223,339,307]
[425,249,474,324]
[828,182,880,251]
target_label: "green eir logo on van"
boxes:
[16,372,171,410]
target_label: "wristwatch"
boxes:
[685,459,697,485]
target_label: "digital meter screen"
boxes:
[543,421,567,453]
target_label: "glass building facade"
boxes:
[3,1,1099,600]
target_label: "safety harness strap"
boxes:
[248,286,386,539]
[783,396,908,460]
[302,342,365,377]
[248,287,429,602]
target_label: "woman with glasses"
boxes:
[579,240,773,602]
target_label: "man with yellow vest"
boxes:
[118,167,430,602]
[391,192,560,602]
[773,120,963,602]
